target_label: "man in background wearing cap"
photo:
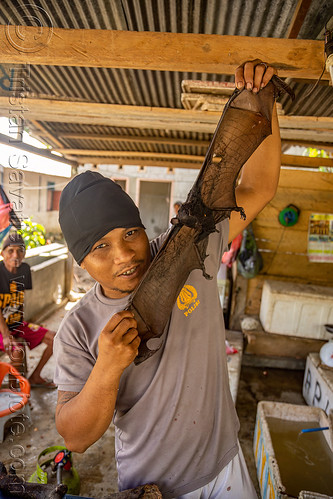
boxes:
[0,232,56,387]
[54,61,279,498]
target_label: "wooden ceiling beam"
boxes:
[56,133,210,147]
[281,154,333,168]
[281,139,333,153]
[59,130,333,146]
[39,132,333,150]
[1,97,332,139]
[0,26,327,80]
[72,156,331,170]
[279,115,333,130]
[0,133,77,166]
[279,128,333,143]
[48,132,333,150]
[56,148,333,169]
[75,157,203,169]
[59,150,205,161]
[286,0,313,39]
[0,96,220,132]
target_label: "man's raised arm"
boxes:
[228,59,281,243]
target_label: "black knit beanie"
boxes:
[59,171,145,264]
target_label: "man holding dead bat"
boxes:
[54,60,282,499]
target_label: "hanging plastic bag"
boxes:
[237,223,263,279]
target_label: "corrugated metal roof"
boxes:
[0,0,332,164]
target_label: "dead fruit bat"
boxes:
[129,75,294,365]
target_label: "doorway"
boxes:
[138,180,171,240]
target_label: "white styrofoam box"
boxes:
[253,401,332,499]
[259,280,333,340]
[303,353,333,415]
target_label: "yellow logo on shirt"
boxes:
[177,285,200,317]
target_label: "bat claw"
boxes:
[170,217,180,226]
[202,269,213,280]
[135,340,162,365]
[240,208,246,220]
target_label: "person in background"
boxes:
[173,201,182,216]
[0,232,56,387]
[169,201,183,228]
[54,59,280,498]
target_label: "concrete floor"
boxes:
[0,273,308,498]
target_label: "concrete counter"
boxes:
[23,244,73,322]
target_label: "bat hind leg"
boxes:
[193,242,213,280]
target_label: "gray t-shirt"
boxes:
[54,219,239,498]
